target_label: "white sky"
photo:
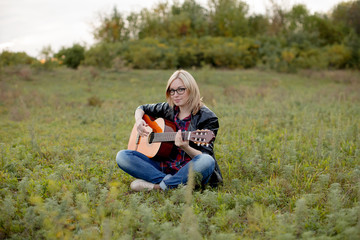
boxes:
[0,0,344,58]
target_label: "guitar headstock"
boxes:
[189,130,215,147]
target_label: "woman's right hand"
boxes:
[136,119,149,137]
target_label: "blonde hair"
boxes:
[165,70,203,115]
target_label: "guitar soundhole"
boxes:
[148,132,155,144]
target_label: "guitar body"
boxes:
[127,117,176,159]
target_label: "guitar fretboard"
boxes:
[152,131,191,142]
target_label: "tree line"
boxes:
[1,0,360,71]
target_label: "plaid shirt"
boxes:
[160,110,192,174]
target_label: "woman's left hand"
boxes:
[175,130,189,150]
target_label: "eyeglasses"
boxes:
[168,87,186,96]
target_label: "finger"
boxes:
[176,130,182,140]
[137,120,148,128]
[137,126,149,136]
[140,131,149,137]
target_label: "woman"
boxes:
[116,70,222,191]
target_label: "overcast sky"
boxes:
[0,0,344,58]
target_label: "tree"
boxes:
[208,0,249,37]
[137,6,170,39]
[171,0,209,37]
[287,4,309,33]
[303,14,343,45]
[94,7,128,43]
[127,12,140,39]
[332,0,360,35]
[248,14,270,37]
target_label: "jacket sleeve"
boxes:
[193,109,223,186]
[137,102,172,120]
[190,109,219,157]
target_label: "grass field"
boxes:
[0,67,359,239]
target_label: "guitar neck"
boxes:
[152,131,192,142]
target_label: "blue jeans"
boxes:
[116,150,215,190]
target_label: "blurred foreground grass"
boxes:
[0,67,359,239]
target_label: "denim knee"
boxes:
[193,154,215,173]
[116,150,131,168]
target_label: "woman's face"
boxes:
[169,78,189,108]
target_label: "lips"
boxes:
[174,99,181,104]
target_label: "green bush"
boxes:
[256,36,353,72]
[82,37,261,70]
[124,38,177,69]
[83,42,124,69]
[0,51,38,67]
[55,44,85,69]
[294,48,328,70]
[171,38,203,68]
[326,44,352,69]
[257,36,285,70]
[201,37,259,69]
[79,36,360,71]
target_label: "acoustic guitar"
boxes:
[127,114,215,159]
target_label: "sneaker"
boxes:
[130,179,155,191]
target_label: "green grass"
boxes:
[0,67,359,239]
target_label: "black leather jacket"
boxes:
[138,102,223,187]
